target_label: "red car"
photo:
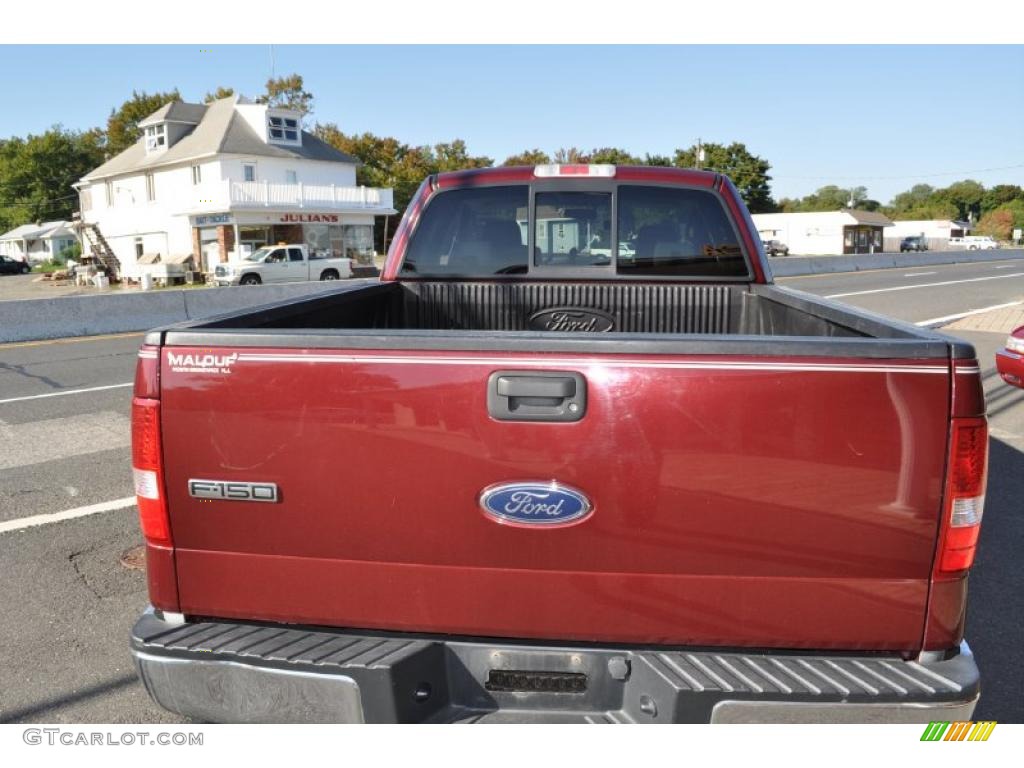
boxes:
[130,165,986,723]
[996,324,1024,387]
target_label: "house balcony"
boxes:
[184,180,395,214]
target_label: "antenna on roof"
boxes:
[269,45,275,79]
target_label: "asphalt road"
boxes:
[1,260,1022,723]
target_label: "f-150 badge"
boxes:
[189,479,278,503]
[479,482,592,527]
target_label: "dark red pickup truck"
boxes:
[130,165,986,723]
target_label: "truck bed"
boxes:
[171,279,963,355]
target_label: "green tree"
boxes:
[553,147,589,164]
[673,142,775,212]
[105,89,181,156]
[204,86,235,103]
[643,153,673,167]
[502,149,552,166]
[587,147,641,165]
[258,74,313,116]
[936,180,985,221]
[981,184,1023,214]
[428,140,492,173]
[888,184,937,218]
[0,127,104,232]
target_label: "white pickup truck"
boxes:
[948,236,999,251]
[213,244,352,286]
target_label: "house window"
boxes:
[135,237,144,260]
[105,181,114,206]
[145,173,156,202]
[285,170,297,184]
[191,165,202,185]
[144,124,167,152]
[243,164,256,182]
[267,115,300,143]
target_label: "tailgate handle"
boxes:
[488,371,586,422]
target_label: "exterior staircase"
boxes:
[81,223,121,281]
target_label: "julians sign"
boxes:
[280,213,340,224]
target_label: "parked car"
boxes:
[130,165,985,724]
[762,238,789,257]
[948,236,998,250]
[996,324,1024,388]
[899,236,928,252]
[212,244,352,286]
[0,255,31,275]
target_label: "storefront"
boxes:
[842,225,884,255]
[189,211,377,272]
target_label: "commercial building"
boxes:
[74,96,395,279]
[883,219,972,251]
[0,220,76,263]
[751,210,894,255]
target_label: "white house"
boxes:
[75,96,395,279]
[0,220,77,263]
[883,219,972,251]
[751,210,894,255]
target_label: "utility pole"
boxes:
[695,138,704,170]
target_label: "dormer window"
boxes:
[267,115,300,144]
[145,124,167,152]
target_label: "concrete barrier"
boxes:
[768,248,1024,278]
[0,280,351,344]
[3,249,1023,344]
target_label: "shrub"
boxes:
[57,242,82,264]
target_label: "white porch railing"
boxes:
[173,180,394,214]
[226,180,393,210]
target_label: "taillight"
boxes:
[937,418,988,574]
[132,397,171,545]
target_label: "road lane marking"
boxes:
[0,331,143,350]
[0,496,136,535]
[826,272,1024,298]
[995,265,1017,269]
[0,411,130,471]
[915,301,1024,328]
[903,272,936,277]
[0,382,132,405]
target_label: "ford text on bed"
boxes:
[130,165,987,723]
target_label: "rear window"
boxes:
[402,183,749,278]
[617,186,747,277]
[403,186,529,276]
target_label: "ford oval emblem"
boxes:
[479,482,593,528]
[529,307,615,333]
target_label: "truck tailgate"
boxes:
[160,346,950,650]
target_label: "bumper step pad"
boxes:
[132,610,979,724]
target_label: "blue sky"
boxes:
[0,45,1021,203]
